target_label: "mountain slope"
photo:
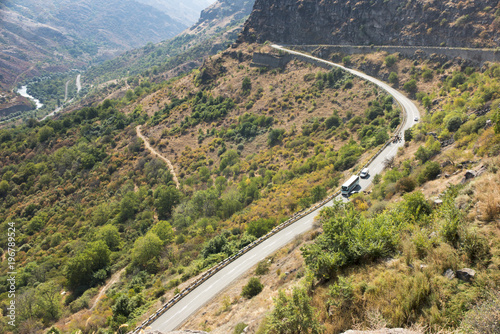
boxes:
[0,0,187,91]
[136,0,215,24]
[83,0,255,86]
[240,0,500,47]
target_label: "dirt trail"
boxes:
[136,125,180,189]
[85,268,126,327]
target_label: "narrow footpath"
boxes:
[136,125,180,189]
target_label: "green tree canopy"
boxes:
[154,185,180,220]
[131,231,163,271]
[98,224,121,251]
[151,220,174,244]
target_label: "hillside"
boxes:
[0,0,255,123]
[240,0,500,47]
[0,0,499,333]
[0,40,407,333]
[83,0,255,86]
[135,0,215,24]
[174,49,500,334]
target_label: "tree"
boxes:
[65,241,110,291]
[447,115,462,132]
[131,231,163,271]
[404,129,413,142]
[35,282,61,324]
[310,185,327,202]
[154,185,180,219]
[268,128,285,146]
[241,277,263,299]
[38,126,54,143]
[389,72,398,85]
[201,234,229,258]
[242,76,252,95]
[0,180,9,197]
[385,54,397,67]
[119,192,138,222]
[403,79,418,95]
[247,218,274,238]
[151,220,174,244]
[267,287,324,334]
[98,225,121,251]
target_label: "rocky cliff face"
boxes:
[240,0,500,47]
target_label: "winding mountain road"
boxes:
[146,46,420,332]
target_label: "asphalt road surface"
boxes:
[148,46,420,332]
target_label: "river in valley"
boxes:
[17,85,44,109]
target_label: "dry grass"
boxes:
[474,172,500,222]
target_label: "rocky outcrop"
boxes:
[240,0,500,47]
[198,0,254,24]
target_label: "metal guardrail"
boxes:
[128,47,414,334]
[128,187,342,333]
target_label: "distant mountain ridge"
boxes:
[0,0,188,91]
[83,0,255,86]
[136,0,215,24]
[240,0,500,47]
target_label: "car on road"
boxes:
[414,117,419,122]
[360,168,369,178]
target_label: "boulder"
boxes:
[443,269,455,280]
[456,268,476,282]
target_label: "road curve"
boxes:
[147,46,420,332]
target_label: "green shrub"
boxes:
[389,72,398,84]
[417,161,441,184]
[447,116,462,132]
[302,203,401,279]
[241,277,264,298]
[403,79,418,95]
[342,56,351,66]
[234,323,248,334]
[385,55,397,67]
[255,260,270,275]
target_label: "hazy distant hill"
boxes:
[136,0,215,24]
[84,0,255,86]
[0,0,188,91]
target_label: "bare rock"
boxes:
[456,268,476,282]
[443,269,456,280]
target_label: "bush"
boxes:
[389,72,398,85]
[403,79,418,95]
[422,69,433,81]
[302,203,401,279]
[241,277,263,298]
[234,323,248,334]
[447,116,462,132]
[385,55,397,67]
[255,260,270,275]
[396,177,416,193]
[417,161,441,184]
